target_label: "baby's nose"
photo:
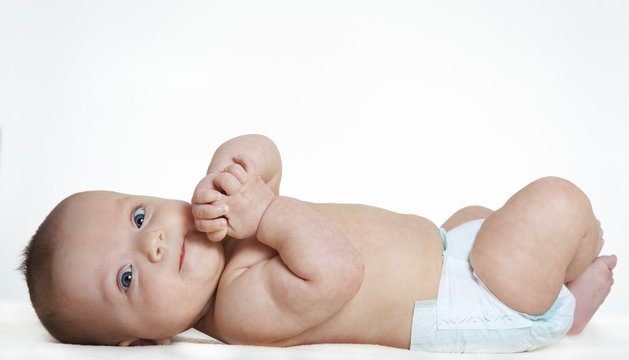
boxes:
[141,230,166,263]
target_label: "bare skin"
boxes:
[196,198,444,348]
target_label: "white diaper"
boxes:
[410,219,576,353]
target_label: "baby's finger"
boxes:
[224,164,248,183]
[214,172,241,195]
[191,189,223,205]
[195,217,227,234]
[206,228,228,242]
[192,173,220,202]
[192,203,229,220]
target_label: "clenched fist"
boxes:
[191,154,276,242]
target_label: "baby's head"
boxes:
[20,191,225,345]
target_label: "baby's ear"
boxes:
[118,337,171,346]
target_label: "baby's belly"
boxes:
[288,202,444,348]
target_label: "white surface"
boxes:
[1,0,628,343]
[1,304,628,360]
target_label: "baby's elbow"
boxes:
[352,254,365,290]
[338,250,365,297]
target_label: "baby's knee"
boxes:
[528,177,592,218]
[460,205,493,216]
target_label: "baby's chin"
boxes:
[181,230,225,289]
[183,233,225,326]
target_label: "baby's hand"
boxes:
[192,154,276,241]
[214,155,276,240]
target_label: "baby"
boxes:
[20,134,616,352]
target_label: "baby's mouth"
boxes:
[179,240,185,271]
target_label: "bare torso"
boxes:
[282,203,443,348]
[200,202,444,349]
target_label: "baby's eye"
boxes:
[132,207,145,229]
[118,265,133,293]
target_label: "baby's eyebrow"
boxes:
[100,261,118,306]
[117,196,130,210]
[116,196,133,221]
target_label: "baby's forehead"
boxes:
[65,191,143,216]
[56,191,131,243]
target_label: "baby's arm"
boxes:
[207,165,365,345]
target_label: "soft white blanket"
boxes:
[1,303,627,360]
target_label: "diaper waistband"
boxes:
[438,227,448,250]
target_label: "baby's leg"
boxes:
[470,177,602,316]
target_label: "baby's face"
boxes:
[52,191,224,345]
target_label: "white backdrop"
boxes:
[1,1,627,320]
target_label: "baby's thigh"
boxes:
[470,212,565,316]
[441,206,493,231]
[469,177,592,315]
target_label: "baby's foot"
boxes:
[566,255,617,335]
